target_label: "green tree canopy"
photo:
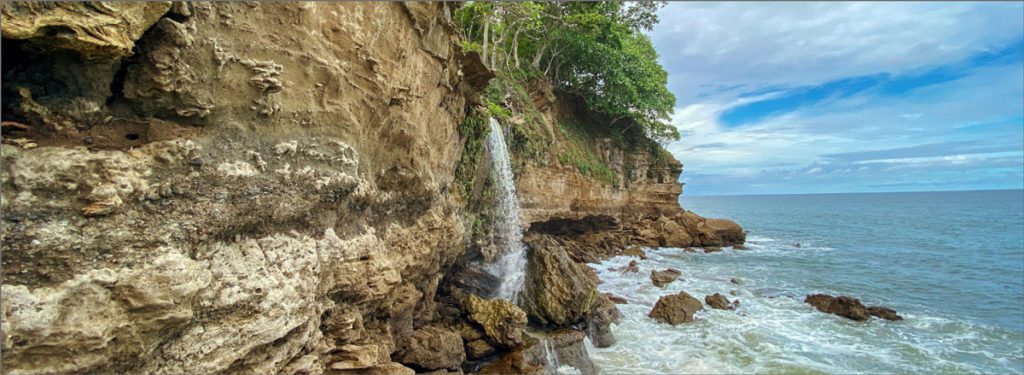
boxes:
[455,1,679,143]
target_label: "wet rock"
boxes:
[522,235,599,326]
[545,329,598,375]
[393,326,465,371]
[622,246,647,259]
[867,306,904,321]
[703,246,722,253]
[464,294,527,348]
[730,277,743,285]
[648,292,704,325]
[603,293,628,304]
[804,294,870,321]
[479,336,545,375]
[586,294,620,348]
[733,244,749,250]
[619,260,639,273]
[650,268,681,287]
[684,247,697,253]
[705,293,734,310]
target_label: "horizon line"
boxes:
[682,187,1024,198]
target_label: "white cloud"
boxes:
[653,2,1024,103]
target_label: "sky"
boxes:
[650,2,1024,196]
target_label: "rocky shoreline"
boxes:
[0,3,752,374]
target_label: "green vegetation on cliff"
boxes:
[455,1,678,143]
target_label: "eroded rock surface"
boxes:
[648,292,704,325]
[650,268,682,288]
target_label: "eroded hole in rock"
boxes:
[125,133,140,141]
[528,215,619,236]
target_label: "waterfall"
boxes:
[484,117,528,303]
[542,337,561,370]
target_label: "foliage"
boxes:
[557,120,619,187]
[453,110,490,198]
[454,1,679,144]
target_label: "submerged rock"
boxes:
[804,294,870,321]
[650,268,682,287]
[733,244,749,250]
[603,292,628,304]
[705,293,734,310]
[867,306,904,321]
[465,294,528,348]
[703,246,723,253]
[648,292,704,325]
[619,260,640,273]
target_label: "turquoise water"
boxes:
[588,190,1024,373]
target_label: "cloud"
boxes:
[653,2,1024,104]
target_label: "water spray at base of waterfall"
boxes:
[484,117,529,303]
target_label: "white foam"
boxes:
[589,243,1024,374]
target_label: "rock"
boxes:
[465,339,496,359]
[479,336,545,375]
[393,326,465,371]
[1,2,171,59]
[684,247,697,253]
[586,294,620,348]
[733,244,749,250]
[543,329,598,375]
[603,293,628,304]
[620,260,639,273]
[804,294,870,321]
[703,247,722,253]
[793,243,802,248]
[867,306,904,321]
[622,246,647,259]
[705,293,734,310]
[730,277,743,285]
[650,268,681,287]
[648,292,704,325]
[522,235,600,326]
[464,294,528,348]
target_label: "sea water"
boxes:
[589,190,1024,373]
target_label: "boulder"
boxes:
[479,336,545,375]
[730,277,743,285]
[650,269,681,287]
[867,306,904,321]
[622,246,647,260]
[804,294,870,321]
[522,235,599,326]
[602,293,628,304]
[705,293,734,310]
[733,244,749,250]
[648,292,703,325]
[703,247,722,253]
[393,326,465,371]
[464,294,528,348]
[586,294,620,348]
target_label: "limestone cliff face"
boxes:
[2,3,480,374]
[517,139,683,224]
[0,3,741,374]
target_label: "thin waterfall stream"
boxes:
[484,117,528,303]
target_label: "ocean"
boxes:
[587,189,1024,374]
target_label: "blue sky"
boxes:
[650,2,1024,196]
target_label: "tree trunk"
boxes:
[482,17,490,67]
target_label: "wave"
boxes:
[588,246,1024,374]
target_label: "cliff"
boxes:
[0,3,742,374]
